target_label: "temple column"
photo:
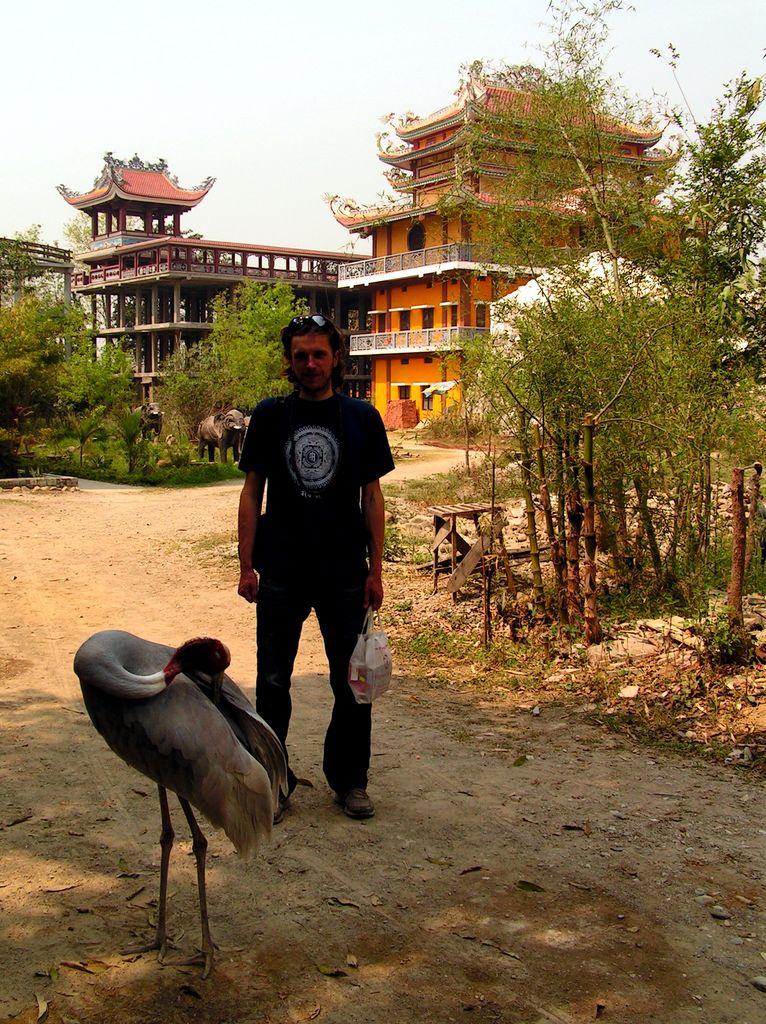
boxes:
[173,282,181,323]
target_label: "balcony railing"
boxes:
[349,326,490,353]
[71,254,341,289]
[339,243,497,283]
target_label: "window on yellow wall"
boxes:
[451,305,458,327]
[476,304,486,328]
[399,385,411,400]
[400,310,411,331]
[407,223,425,251]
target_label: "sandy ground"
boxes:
[1,445,765,1024]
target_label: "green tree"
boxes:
[0,296,83,425]
[63,214,93,255]
[454,1,765,628]
[0,237,39,305]
[158,281,306,438]
[658,70,766,364]
[206,279,306,408]
[2,225,71,306]
[113,408,144,474]
[57,335,134,415]
[68,407,106,467]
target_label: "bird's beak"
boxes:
[211,671,225,706]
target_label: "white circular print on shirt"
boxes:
[287,425,339,492]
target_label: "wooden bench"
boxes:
[427,502,504,599]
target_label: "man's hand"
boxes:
[238,567,259,603]
[363,571,383,610]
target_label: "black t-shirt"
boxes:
[239,393,395,580]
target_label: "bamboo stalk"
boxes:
[581,413,603,645]
[565,488,584,624]
[633,472,664,584]
[744,461,762,572]
[517,410,546,616]
[533,423,567,624]
[611,480,633,575]
[728,466,746,632]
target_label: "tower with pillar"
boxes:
[330,68,668,420]
[59,153,365,400]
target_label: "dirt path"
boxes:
[1,462,765,1024]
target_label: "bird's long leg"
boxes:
[123,785,173,958]
[163,796,215,979]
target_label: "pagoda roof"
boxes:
[329,187,586,234]
[58,153,215,209]
[378,126,466,168]
[328,191,501,233]
[391,77,663,147]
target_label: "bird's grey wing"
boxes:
[218,676,288,803]
[104,680,274,857]
[189,673,288,802]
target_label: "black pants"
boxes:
[255,574,371,798]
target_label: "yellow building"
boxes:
[330,69,666,420]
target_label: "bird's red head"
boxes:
[163,637,231,685]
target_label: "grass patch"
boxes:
[384,464,523,506]
[392,625,540,678]
[28,454,243,487]
[189,531,237,555]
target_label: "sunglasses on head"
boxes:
[286,314,332,333]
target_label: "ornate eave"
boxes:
[395,100,468,141]
[328,194,425,234]
[58,152,215,209]
[385,170,455,195]
[392,77,664,149]
[378,126,469,169]
[328,188,508,234]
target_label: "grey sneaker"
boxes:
[343,788,375,819]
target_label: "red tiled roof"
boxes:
[121,168,210,202]
[396,83,663,146]
[330,185,590,231]
[59,156,214,209]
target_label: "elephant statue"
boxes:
[134,402,163,439]
[197,408,245,463]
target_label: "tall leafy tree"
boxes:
[56,334,134,415]
[657,70,766,365]
[0,296,83,425]
[0,237,39,305]
[454,0,765,622]
[158,281,306,438]
[206,279,306,409]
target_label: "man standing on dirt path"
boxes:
[237,314,395,822]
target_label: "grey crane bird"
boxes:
[74,629,288,978]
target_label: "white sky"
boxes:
[2,0,763,256]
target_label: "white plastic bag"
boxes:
[348,608,393,704]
